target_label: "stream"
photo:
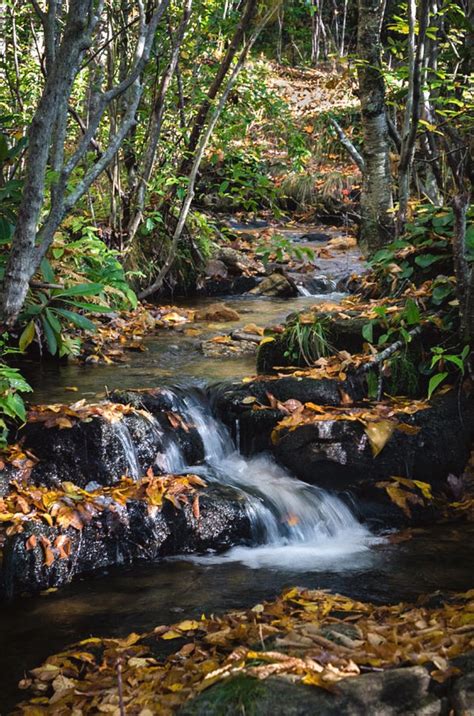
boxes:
[2,223,474,712]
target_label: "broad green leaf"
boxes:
[41,315,58,355]
[54,308,96,332]
[414,254,445,268]
[428,372,448,399]
[404,299,421,325]
[45,308,62,334]
[63,300,115,313]
[53,282,104,298]
[362,322,374,343]
[40,258,56,283]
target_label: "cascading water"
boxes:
[113,420,141,478]
[160,386,375,569]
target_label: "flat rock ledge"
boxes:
[216,378,474,528]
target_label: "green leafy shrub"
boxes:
[0,334,32,446]
[256,234,315,267]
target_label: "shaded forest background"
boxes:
[0,0,472,442]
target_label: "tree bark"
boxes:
[452,192,473,350]
[396,0,430,233]
[1,0,169,325]
[356,0,394,253]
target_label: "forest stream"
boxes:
[2,223,474,712]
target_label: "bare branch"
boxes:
[329,116,365,172]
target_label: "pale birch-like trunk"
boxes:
[356,0,394,252]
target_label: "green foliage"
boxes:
[0,333,32,446]
[256,234,315,267]
[369,206,461,304]
[283,314,332,365]
[427,344,470,399]
[19,278,112,358]
[387,353,420,397]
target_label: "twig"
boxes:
[328,116,365,172]
[116,658,125,716]
[360,326,422,374]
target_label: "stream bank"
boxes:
[2,221,474,715]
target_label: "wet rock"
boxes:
[216,380,474,525]
[302,276,337,294]
[109,389,205,466]
[205,259,228,279]
[214,376,365,455]
[217,247,256,275]
[195,303,240,322]
[250,272,298,298]
[197,274,259,297]
[299,231,331,242]
[180,667,442,715]
[201,338,258,359]
[22,416,153,489]
[0,484,251,600]
[21,393,206,490]
[274,392,474,494]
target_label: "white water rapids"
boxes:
[123,387,376,569]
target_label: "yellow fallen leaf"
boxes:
[161,630,184,640]
[175,620,201,631]
[364,420,395,457]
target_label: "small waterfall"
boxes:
[158,387,374,568]
[144,413,187,474]
[113,421,141,478]
[297,284,312,297]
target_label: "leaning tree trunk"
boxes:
[356,0,394,253]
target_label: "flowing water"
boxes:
[157,388,375,568]
[2,223,474,711]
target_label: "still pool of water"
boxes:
[18,294,342,404]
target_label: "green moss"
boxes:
[179,674,266,716]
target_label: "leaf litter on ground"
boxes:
[13,586,474,714]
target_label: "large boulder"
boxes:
[274,392,474,492]
[21,407,204,490]
[214,376,366,454]
[251,272,298,298]
[180,667,442,715]
[216,380,474,526]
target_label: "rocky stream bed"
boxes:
[2,222,474,714]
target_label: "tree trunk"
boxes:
[356,0,394,253]
[452,192,473,352]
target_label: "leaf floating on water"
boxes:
[175,620,201,632]
[161,630,184,640]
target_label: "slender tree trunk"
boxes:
[356,0,394,252]
[397,0,430,233]
[180,0,257,173]
[452,192,473,351]
[126,0,192,244]
[1,0,170,325]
